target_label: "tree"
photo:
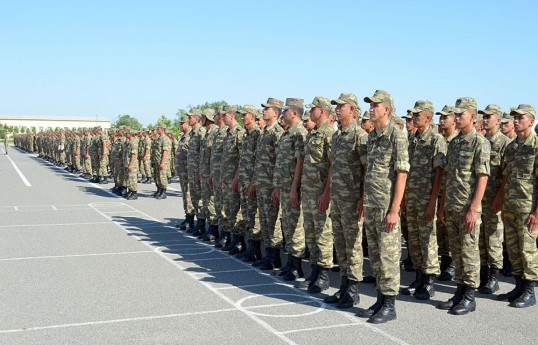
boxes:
[156,114,173,129]
[115,114,142,130]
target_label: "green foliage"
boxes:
[0,123,15,138]
[156,114,173,129]
[115,114,143,130]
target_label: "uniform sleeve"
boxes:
[131,140,138,155]
[432,135,447,169]
[393,130,410,172]
[294,129,306,159]
[329,131,338,162]
[474,138,490,176]
[359,131,368,166]
[163,137,172,152]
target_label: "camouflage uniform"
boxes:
[221,123,245,234]
[123,134,139,192]
[187,122,206,218]
[406,123,446,276]
[175,130,194,216]
[200,123,218,224]
[153,131,172,189]
[137,133,147,178]
[211,122,228,228]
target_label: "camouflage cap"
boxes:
[215,105,226,115]
[283,98,304,110]
[409,100,434,114]
[362,110,370,120]
[475,114,483,121]
[403,109,413,119]
[331,92,359,107]
[363,89,392,105]
[301,112,311,121]
[238,104,261,119]
[436,105,456,116]
[142,127,147,131]
[478,104,503,117]
[156,123,167,129]
[393,117,405,127]
[454,97,477,114]
[179,114,188,123]
[510,104,536,118]
[261,98,284,109]
[500,111,514,123]
[202,108,216,122]
[223,105,238,113]
[188,108,202,117]
[305,96,332,111]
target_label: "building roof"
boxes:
[0,115,111,122]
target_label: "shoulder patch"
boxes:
[397,141,405,151]
[360,135,368,145]
[482,143,490,154]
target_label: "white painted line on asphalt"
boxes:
[0,221,111,228]
[50,205,58,210]
[280,323,360,335]
[190,269,254,275]
[13,206,18,211]
[0,308,238,334]
[5,154,31,186]
[244,299,319,310]
[185,256,231,262]
[215,283,288,290]
[0,250,154,262]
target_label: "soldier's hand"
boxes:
[219,182,223,189]
[185,173,188,181]
[232,176,239,192]
[196,174,200,185]
[159,163,164,170]
[248,183,256,199]
[356,198,364,220]
[318,192,330,214]
[271,189,280,206]
[208,177,213,185]
[492,194,503,213]
[385,210,399,233]
[424,200,436,223]
[85,154,89,159]
[128,166,132,172]
[290,189,299,207]
[463,209,478,234]
[437,207,446,225]
[526,211,538,234]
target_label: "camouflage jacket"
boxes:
[175,131,190,174]
[137,135,146,157]
[253,120,284,189]
[330,121,367,201]
[364,120,410,209]
[482,130,510,201]
[405,125,447,209]
[503,132,538,212]
[187,125,206,174]
[273,121,307,190]
[152,134,172,165]
[239,127,260,185]
[210,126,228,182]
[123,137,139,168]
[200,125,218,178]
[221,123,245,183]
[445,128,490,213]
[302,119,335,196]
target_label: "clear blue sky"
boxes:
[1,0,537,126]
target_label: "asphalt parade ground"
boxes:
[0,146,535,345]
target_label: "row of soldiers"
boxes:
[172,92,537,324]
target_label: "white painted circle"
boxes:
[158,244,214,256]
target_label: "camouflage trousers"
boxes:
[221,182,244,235]
[200,174,216,223]
[187,172,202,217]
[91,155,98,175]
[504,208,538,281]
[257,187,282,249]
[98,157,107,176]
[332,197,363,282]
[60,151,66,164]
[280,188,305,258]
[169,156,175,177]
[445,210,481,288]
[138,158,152,177]
[154,164,169,189]
[479,199,504,269]
[303,192,333,268]
[166,157,172,179]
[72,153,81,170]
[240,183,260,241]
[112,163,121,184]
[178,172,194,216]
[83,155,92,175]
[436,218,451,257]
[364,207,401,296]
[125,166,138,191]
[406,206,440,275]
[213,182,225,227]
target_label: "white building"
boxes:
[0,115,111,133]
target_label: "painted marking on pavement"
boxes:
[5,153,31,186]
[0,250,154,262]
[0,221,111,228]
[280,323,360,335]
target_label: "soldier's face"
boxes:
[361,119,373,132]
[514,114,534,133]
[303,118,315,131]
[223,113,233,126]
[455,110,474,130]
[439,115,455,131]
[369,102,389,123]
[406,117,415,131]
[335,104,353,122]
[262,107,277,121]
[309,107,322,123]
[501,120,514,135]
[283,108,295,125]
[188,115,198,126]
[256,118,265,129]
[412,111,430,130]
[482,114,500,130]
[242,113,255,127]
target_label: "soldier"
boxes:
[297,96,335,293]
[236,105,262,261]
[302,112,316,132]
[357,90,409,323]
[186,109,206,228]
[3,134,8,154]
[96,127,108,184]
[137,129,147,183]
[272,98,307,280]
[360,111,373,133]
[405,110,417,138]
[256,113,265,131]
[501,111,516,141]
[220,105,246,253]
[474,113,485,134]
[477,105,510,294]
[123,129,139,200]
[195,108,218,239]
[109,129,122,194]
[436,105,458,281]
[437,97,490,315]
[89,128,100,182]
[175,115,195,230]
[73,131,81,173]
[495,104,537,308]
[401,100,446,300]
[323,93,367,309]
[393,117,405,131]
[252,98,285,269]
[169,131,178,180]
[152,125,171,199]
[58,129,66,167]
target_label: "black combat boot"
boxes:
[260,248,281,270]
[203,224,218,241]
[243,240,262,262]
[175,214,191,230]
[307,267,330,294]
[437,284,464,310]
[100,176,108,184]
[480,267,499,294]
[402,252,414,272]
[197,223,208,239]
[415,274,435,300]
[282,256,304,281]
[337,279,360,309]
[497,275,523,302]
[297,264,320,290]
[253,247,273,267]
[401,270,423,295]
[191,218,206,236]
[126,191,138,200]
[509,280,536,308]
[357,290,384,318]
[278,254,294,277]
[368,295,396,324]
[152,188,161,198]
[215,231,229,248]
[156,189,167,199]
[236,239,252,259]
[90,175,99,183]
[324,276,350,304]
[222,234,239,251]
[123,190,133,199]
[438,256,455,281]
[449,285,476,315]
[479,265,489,289]
[228,236,246,255]
[110,184,118,193]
